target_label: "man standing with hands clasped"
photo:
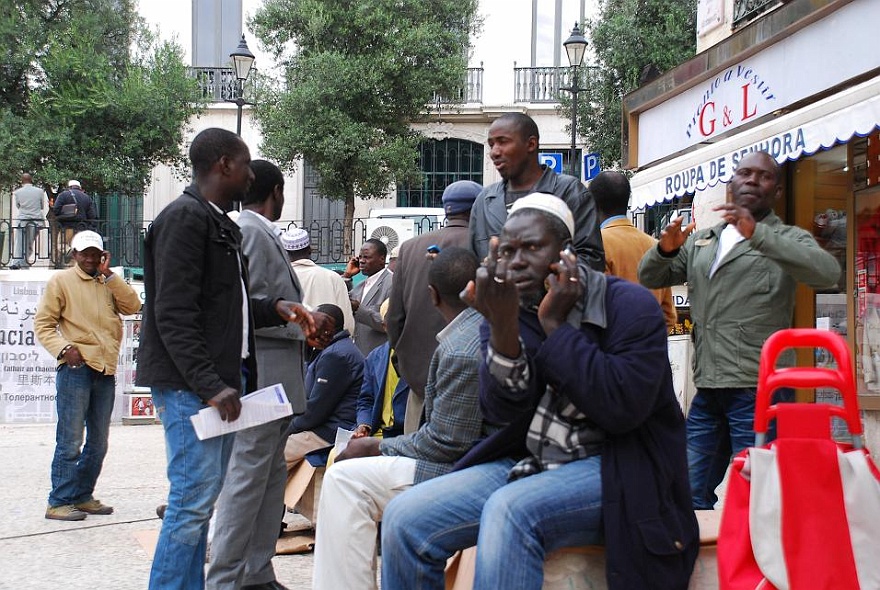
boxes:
[35,230,142,521]
[639,151,840,510]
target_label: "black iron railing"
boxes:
[513,65,598,103]
[733,0,779,27]
[189,65,482,105]
[0,214,446,270]
[188,67,257,102]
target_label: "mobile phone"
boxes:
[559,244,574,266]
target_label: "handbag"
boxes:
[56,202,78,221]
[717,329,880,590]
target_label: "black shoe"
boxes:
[9,264,20,270]
[156,504,167,519]
[242,582,290,590]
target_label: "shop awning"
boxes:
[630,76,880,210]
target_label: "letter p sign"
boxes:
[539,153,563,174]
[583,153,601,181]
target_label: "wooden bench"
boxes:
[444,510,720,590]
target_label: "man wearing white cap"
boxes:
[52,180,98,264]
[34,230,142,521]
[282,228,355,335]
[381,193,698,590]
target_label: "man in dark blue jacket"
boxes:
[381,194,698,590]
[284,303,363,472]
[352,339,409,440]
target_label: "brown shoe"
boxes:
[75,499,114,515]
[46,504,88,521]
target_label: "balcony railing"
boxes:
[433,66,484,105]
[190,66,483,105]
[733,0,779,27]
[513,65,598,103]
[189,67,257,103]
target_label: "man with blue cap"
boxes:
[387,180,482,433]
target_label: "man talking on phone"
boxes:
[35,230,142,521]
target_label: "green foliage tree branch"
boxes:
[251,0,479,244]
[559,0,697,169]
[0,0,203,196]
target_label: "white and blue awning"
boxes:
[631,76,880,210]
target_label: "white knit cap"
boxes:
[68,179,81,188]
[280,228,311,251]
[508,193,575,238]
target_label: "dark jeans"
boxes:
[687,386,793,509]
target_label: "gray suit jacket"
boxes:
[237,210,308,413]
[350,268,393,355]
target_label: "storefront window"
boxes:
[855,186,880,397]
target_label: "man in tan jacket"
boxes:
[35,230,142,521]
[592,171,677,331]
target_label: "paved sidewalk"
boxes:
[0,423,315,590]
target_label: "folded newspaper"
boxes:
[190,383,292,440]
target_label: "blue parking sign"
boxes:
[583,153,601,181]
[539,152,563,174]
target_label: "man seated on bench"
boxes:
[284,303,363,473]
[351,300,409,441]
[380,194,699,590]
[311,247,488,590]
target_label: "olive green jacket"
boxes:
[638,213,840,388]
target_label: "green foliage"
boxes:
[0,0,203,195]
[251,0,479,207]
[561,0,697,168]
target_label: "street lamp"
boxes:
[561,23,588,178]
[229,34,255,136]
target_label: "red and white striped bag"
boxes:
[718,329,880,590]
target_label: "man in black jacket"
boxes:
[52,180,98,264]
[137,128,313,589]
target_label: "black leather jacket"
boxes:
[137,185,282,400]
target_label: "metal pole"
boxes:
[569,65,578,177]
[235,79,244,136]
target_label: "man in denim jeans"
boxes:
[639,151,841,509]
[381,194,697,590]
[137,128,313,590]
[35,230,142,521]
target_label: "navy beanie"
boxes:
[442,180,482,215]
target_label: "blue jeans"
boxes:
[687,387,793,509]
[381,457,603,590]
[149,389,235,590]
[49,365,115,506]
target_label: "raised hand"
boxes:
[658,216,696,254]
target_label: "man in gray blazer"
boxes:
[344,238,393,355]
[207,160,311,590]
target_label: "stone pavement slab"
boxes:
[0,423,315,589]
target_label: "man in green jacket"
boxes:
[638,151,840,509]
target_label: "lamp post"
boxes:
[229,34,255,136]
[561,23,588,178]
